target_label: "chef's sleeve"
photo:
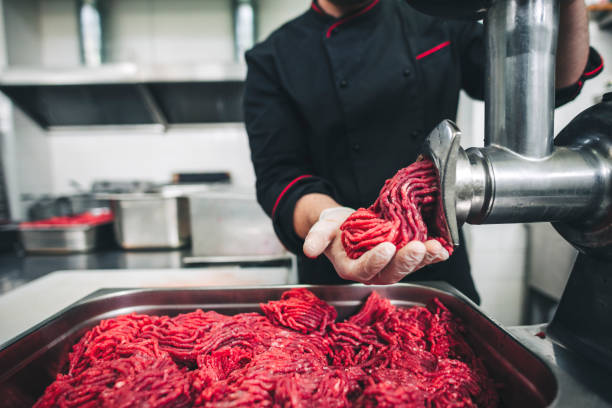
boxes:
[451,23,604,107]
[244,46,336,255]
[555,47,604,107]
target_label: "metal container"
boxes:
[152,183,214,197]
[189,190,285,257]
[105,193,190,249]
[0,283,558,407]
[19,222,113,253]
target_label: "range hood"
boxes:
[0,0,255,131]
[0,63,246,130]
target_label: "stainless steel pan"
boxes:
[0,283,556,407]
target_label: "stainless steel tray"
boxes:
[182,253,292,265]
[0,283,556,407]
[106,194,190,249]
[188,191,285,257]
[19,222,114,253]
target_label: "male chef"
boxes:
[244,0,603,302]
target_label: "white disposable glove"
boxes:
[303,206,449,285]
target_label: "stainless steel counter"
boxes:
[508,325,612,407]
[0,284,556,407]
[0,249,189,294]
[0,249,294,345]
[0,266,293,345]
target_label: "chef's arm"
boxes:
[556,0,589,88]
[293,193,340,239]
[244,47,337,254]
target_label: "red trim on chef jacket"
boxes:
[272,175,314,217]
[325,0,381,38]
[584,58,604,77]
[573,80,584,99]
[416,41,451,60]
[311,1,324,14]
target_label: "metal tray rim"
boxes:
[0,282,560,407]
[18,221,112,232]
[0,282,502,353]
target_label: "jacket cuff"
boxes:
[556,46,604,107]
[272,177,336,255]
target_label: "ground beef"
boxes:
[340,158,453,259]
[34,288,498,408]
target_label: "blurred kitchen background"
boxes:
[0,0,610,327]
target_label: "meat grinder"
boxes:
[412,0,612,373]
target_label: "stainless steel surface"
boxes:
[0,63,246,129]
[485,0,558,159]
[0,268,293,345]
[152,183,217,196]
[421,120,464,245]
[146,81,244,124]
[189,191,285,257]
[233,0,256,63]
[92,179,157,194]
[430,96,612,255]
[0,249,189,295]
[19,223,112,254]
[140,63,245,82]
[77,0,105,67]
[418,119,602,240]
[0,82,160,128]
[455,145,603,224]
[552,98,612,258]
[0,63,245,85]
[509,324,612,407]
[109,194,190,249]
[183,253,292,265]
[47,124,166,133]
[455,147,490,224]
[0,284,557,407]
[135,83,168,130]
[420,4,612,257]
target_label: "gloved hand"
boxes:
[303,206,449,285]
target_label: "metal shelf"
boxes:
[0,63,246,130]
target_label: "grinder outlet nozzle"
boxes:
[421,120,463,247]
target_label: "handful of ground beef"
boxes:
[35,289,498,407]
[341,158,453,259]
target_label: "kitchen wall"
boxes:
[2,0,611,325]
[1,0,53,217]
[102,0,234,65]
[38,0,307,67]
[47,125,255,193]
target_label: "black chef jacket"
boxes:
[244,0,603,303]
